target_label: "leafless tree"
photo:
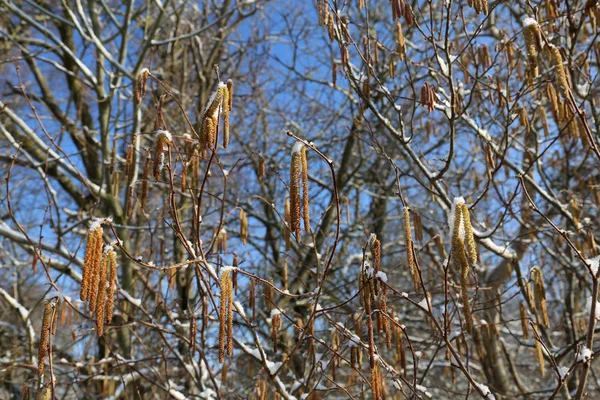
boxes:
[1,0,600,399]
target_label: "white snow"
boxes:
[475,383,494,399]
[376,271,388,282]
[584,296,600,319]
[155,129,172,142]
[558,366,570,379]
[221,265,236,275]
[437,55,449,76]
[523,17,537,27]
[292,141,304,155]
[89,218,103,232]
[586,256,600,276]
[270,309,281,317]
[234,301,247,319]
[448,196,466,239]
[578,347,592,362]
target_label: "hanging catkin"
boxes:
[531,267,550,327]
[301,146,310,232]
[290,143,303,241]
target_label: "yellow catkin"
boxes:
[396,21,406,60]
[523,19,541,78]
[96,253,108,337]
[227,272,234,357]
[201,116,216,155]
[535,334,545,377]
[451,201,464,271]
[519,302,529,339]
[550,46,569,98]
[239,209,248,245]
[457,238,473,333]
[404,207,418,290]
[301,146,310,232]
[81,227,102,301]
[105,248,117,324]
[290,148,302,241]
[460,203,477,265]
[38,300,52,376]
[284,198,291,251]
[532,267,550,327]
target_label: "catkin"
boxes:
[219,270,231,363]
[396,21,406,60]
[141,152,151,208]
[105,248,117,324]
[290,147,302,241]
[532,267,550,327]
[222,85,230,149]
[301,146,310,232]
[271,310,281,352]
[226,273,234,357]
[460,203,477,265]
[535,333,545,376]
[153,130,172,180]
[523,19,542,78]
[96,252,108,337]
[519,302,529,339]
[284,198,291,251]
[457,238,473,333]
[404,207,418,290]
[37,300,52,376]
[135,68,149,103]
[81,226,103,301]
[550,46,569,98]
[239,209,248,245]
[451,201,464,271]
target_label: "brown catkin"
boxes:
[460,203,477,265]
[222,85,230,149]
[239,209,248,245]
[105,248,117,324]
[38,300,52,376]
[141,151,151,208]
[301,146,310,232]
[519,302,529,339]
[550,46,569,98]
[404,207,418,290]
[153,131,171,180]
[226,272,234,357]
[51,300,60,335]
[95,253,108,337]
[201,116,216,155]
[284,198,291,251]
[532,267,550,327]
[226,79,234,112]
[290,148,302,241]
[271,311,281,352]
[219,270,231,363]
[135,68,149,103]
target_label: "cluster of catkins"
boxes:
[80,220,118,337]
